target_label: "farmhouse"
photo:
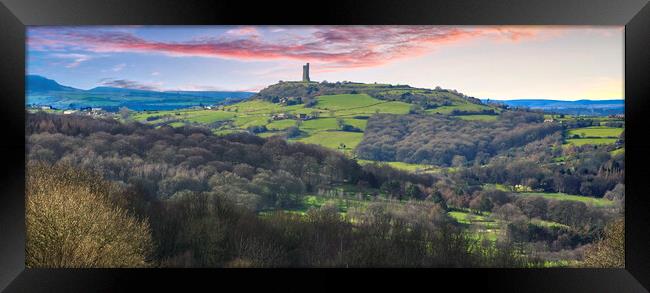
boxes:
[272,113,288,120]
[63,110,78,115]
[544,118,555,123]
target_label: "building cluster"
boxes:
[200,104,225,110]
[63,107,106,117]
[271,112,313,121]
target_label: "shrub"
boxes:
[582,218,624,268]
[26,162,153,268]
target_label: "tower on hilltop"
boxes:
[302,63,310,82]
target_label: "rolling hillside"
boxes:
[130,81,504,158]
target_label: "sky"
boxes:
[27,26,624,100]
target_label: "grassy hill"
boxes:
[130,81,503,156]
[253,80,486,109]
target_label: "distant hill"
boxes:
[26,75,255,111]
[88,86,158,94]
[484,99,624,116]
[26,75,79,92]
[164,91,255,99]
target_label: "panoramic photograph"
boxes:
[25,26,624,268]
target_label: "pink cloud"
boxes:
[29,26,551,70]
[50,53,92,68]
[225,26,261,37]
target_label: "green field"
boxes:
[568,126,623,138]
[531,219,570,229]
[610,148,625,156]
[266,119,297,130]
[132,109,236,124]
[455,115,499,121]
[448,210,500,242]
[515,192,615,207]
[225,99,285,114]
[564,126,622,146]
[314,94,382,110]
[293,131,364,150]
[357,159,443,173]
[426,102,496,115]
[565,138,618,146]
[127,92,503,160]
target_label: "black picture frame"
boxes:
[1,0,648,292]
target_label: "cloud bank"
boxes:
[30,26,545,70]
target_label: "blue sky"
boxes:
[27,26,623,100]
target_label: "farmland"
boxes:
[29,79,625,268]
[129,91,487,157]
[514,192,616,207]
[567,126,623,138]
[129,90,501,158]
[564,126,623,146]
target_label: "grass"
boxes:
[455,115,498,121]
[232,115,269,128]
[426,102,495,115]
[266,119,297,130]
[259,194,378,219]
[357,159,442,173]
[314,94,382,110]
[345,118,368,130]
[482,183,512,192]
[448,211,491,224]
[300,118,340,132]
[515,192,615,207]
[224,100,283,114]
[336,101,411,116]
[302,195,367,214]
[297,117,367,136]
[568,126,623,138]
[182,110,236,124]
[213,129,245,136]
[448,210,500,242]
[531,219,570,229]
[134,109,236,125]
[293,131,364,151]
[565,138,618,146]
[610,148,625,156]
[564,126,622,146]
[128,94,500,156]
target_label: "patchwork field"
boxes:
[425,102,497,115]
[515,192,615,207]
[565,138,618,146]
[130,93,423,154]
[483,184,616,207]
[568,126,623,138]
[357,159,445,173]
[564,126,622,146]
[293,131,364,151]
[455,114,499,121]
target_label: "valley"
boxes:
[27,78,624,267]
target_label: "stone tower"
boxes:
[302,63,310,82]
